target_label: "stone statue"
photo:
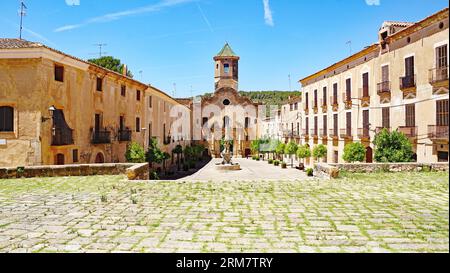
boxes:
[221,140,232,165]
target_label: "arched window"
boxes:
[224,63,230,74]
[0,106,14,132]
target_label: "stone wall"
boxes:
[0,163,149,180]
[126,163,149,180]
[314,163,340,179]
[329,162,449,173]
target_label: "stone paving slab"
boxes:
[0,169,448,253]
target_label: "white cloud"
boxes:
[263,0,274,27]
[55,0,194,32]
[365,0,381,6]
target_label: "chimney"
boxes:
[122,64,127,76]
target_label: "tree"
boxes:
[284,141,298,167]
[146,138,164,169]
[373,129,414,162]
[250,140,260,157]
[343,142,366,163]
[275,142,286,161]
[296,145,311,165]
[313,144,327,162]
[88,56,133,78]
[125,142,146,163]
[172,145,183,171]
[162,152,171,173]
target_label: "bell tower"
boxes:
[214,43,239,91]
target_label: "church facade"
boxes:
[194,44,261,158]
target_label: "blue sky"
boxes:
[0,0,448,97]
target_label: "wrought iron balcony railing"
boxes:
[52,127,74,146]
[118,129,132,142]
[428,125,449,140]
[400,75,416,90]
[398,126,418,138]
[92,130,111,144]
[429,67,449,84]
[377,81,391,95]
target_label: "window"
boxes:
[323,87,327,105]
[362,73,369,97]
[405,104,416,127]
[405,56,415,77]
[305,93,309,109]
[149,96,152,108]
[314,90,318,108]
[436,99,449,126]
[382,107,390,129]
[121,85,126,97]
[346,78,351,100]
[136,90,141,101]
[346,112,352,136]
[72,149,79,163]
[323,115,327,134]
[333,83,338,104]
[245,117,250,129]
[136,117,141,132]
[436,44,448,69]
[224,63,230,74]
[314,117,318,136]
[294,103,298,110]
[223,99,231,106]
[96,77,103,92]
[382,65,389,82]
[333,114,338,136]
[0,106,14,132]
[305,117,309,135]
[363,110,370,137]
[290,104,293,111]
[148,123,152,144]
[297,122,300,136]
[54,65,64,82]
[202,117,208,127]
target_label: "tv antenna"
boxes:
[18,1,27,40]
[346,40,352,55]
[91,43,108,58]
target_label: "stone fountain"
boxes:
[215,136,241,171]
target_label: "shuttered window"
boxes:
[382,107,390,129]
[136,117,141,132]
[0,106,14,132]
[305,117,309,135]
[362,73,369,97]
[323,115,327,134]
[405,56,414,76]
[346,78,351,100]
[405,104,415,127]
[305,93,309,109]
[314,90,318,107]
[382,65,389,82]
[54,65,64,82]
[333,114,338,136]
[323,87,327,105]
[333,83,338,104]
[436,45,448,69]
[314,116,318,135]
[436,99,449,126]
[346,112,352,136]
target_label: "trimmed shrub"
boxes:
[268,159,273,164]
[125,142,146,163]
[343,142,366,163]
[306,168,314,177]
[274,160,280,166]
[373,129,414,162]
[281,162,287,169]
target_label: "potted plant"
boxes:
[296,145,311,171]
[281,162,287,169]
[313,144,328,163]
[268,159,273,164]
[274,160,280,166]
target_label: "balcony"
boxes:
[92,130,111,144]
[304,106,309,115]
[52,127,74,146]
[302,129,310,141]
[320,99,327,113]
[329,128,339,146]
[330,96,338,112]
[377,81,391,103]
[429,67,449,94]
[359,87,370,107]
[313,102,319,114]
[118,129,132,142]
[428,125,449,141]
[311,129,319,144]
[357,128,370,140]
[340,128,352,139]
[400,75,416,99]
[398,126,418,139]
[342,92,352,110]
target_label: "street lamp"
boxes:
[42,105,56,123]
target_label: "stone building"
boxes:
[194,44,261,158]
[0,39,189,167]
[299,8,449,163]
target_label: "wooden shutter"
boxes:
[436,99,449,126]
[333,114,338,136]
[323,115,327,134]
[363,110,369,130]
[436,45,448,69]
[314,90,318,107]
[362,73,369,97]
[305,93,309,109]
[382,65,389,82]
[333,83,338,104]
[323,87,327,104]
[405,56,414,76]
[405,104,415,127]
[305,117,309,134]
[346,112,352,136]
[346,78,351,100]
[382,108,390,129]
[314,116,318,135]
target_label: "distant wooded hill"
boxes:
[202,91,301,106]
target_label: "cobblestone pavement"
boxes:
[0,170,448,253]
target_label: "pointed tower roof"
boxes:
[216,43,238,57]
